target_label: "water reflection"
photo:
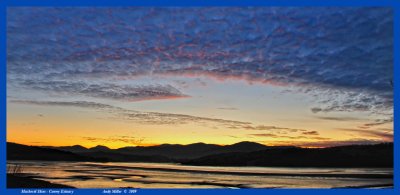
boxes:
[7,161,393,189]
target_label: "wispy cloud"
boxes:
[316,116,363,121]
[249,130,328,141]
[308,88,393,116]
[217,107,238,111]
[10,100,116,109]
[302,131,319,136]
[241,125,309,133]
[17,80,189,102]
[337,128,393,141]
[9,99,251,127]
[13,98,392,144]
[82,136,145,146]
[249,133,329,140]
[11,99,321,137]
[359,117,393,128]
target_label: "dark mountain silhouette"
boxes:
[8,142,393,167]
[88,145,110,152]
[7,142,96,161]
[183,143,393,168]
[45,145,111,153]
[223,141,288,151]
[81,151,170,162]
[51,141,272,160]
[41,141,260,160]
[115,142,221,159]
[11,143,170,163]
[53,145,88,153]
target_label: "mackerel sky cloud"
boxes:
[7,7,393,147]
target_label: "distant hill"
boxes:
[44,145,110,153]
[89,145,110,152]
[52,145,88,153]
[11,143,170,163]
[183,143,393,168]
[7,142,96,161]
[49,141,273,160]
[81,151,170,162]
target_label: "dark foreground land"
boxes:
[184,143,393,167]
[7,174,74,188]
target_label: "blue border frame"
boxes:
[0,0,398,194]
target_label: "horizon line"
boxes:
[7,141,393,150]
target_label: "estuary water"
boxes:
[7,161,393,189]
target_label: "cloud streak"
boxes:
[82,136,145,146]
[17,80,189,102]
[9,99,251,127]
[360,117,393,128]
[316,116,364,121]
[337,128,393,141]
[11,99,321,138]
[10,100,116,109]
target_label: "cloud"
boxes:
[302,131,319,135]
[17,80,189,102]
[316,116,363,121]
[311,108,323,113]
[217,107,238,111]
[249,133,306,139]
[9,99,251,127]
[360,117,393,128]
[11,98,393,144]
[308,87,393,115]
[249,130,324,140]
[11,99,319,136]
[337,128,393,141]
[10,100,116,109]
[7,7,393,115]
[241,125,309,133]
[82,136,145,146]
[249,133,328,141]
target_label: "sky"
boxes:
[6,7,393,148]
